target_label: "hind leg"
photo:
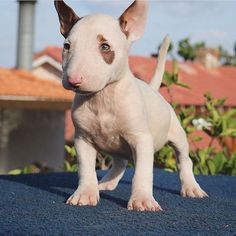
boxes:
[168,110,208,198]
[98,157,127,191]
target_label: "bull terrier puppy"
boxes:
[54,0,208,211]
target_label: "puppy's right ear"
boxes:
[54,0,80,38]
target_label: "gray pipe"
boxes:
[16,0,37,71]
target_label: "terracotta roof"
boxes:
[0,68,74,110]
[34,46,62,63]
[129,56,236,107]
[35,46,236,107]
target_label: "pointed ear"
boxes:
[54,0,80,38]
[119,0,148,42]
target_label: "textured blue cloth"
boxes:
[0,169,235,235]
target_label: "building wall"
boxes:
[32,64,62,83]
[0,108,65,174]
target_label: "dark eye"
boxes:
[100,43,110,52]
[64,43,70,50]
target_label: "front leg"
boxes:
[66,138,99,206]
[128,134,162,211]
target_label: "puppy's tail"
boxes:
[149,35,171,90]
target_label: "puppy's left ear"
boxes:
[119,0,148,41]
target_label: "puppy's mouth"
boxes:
[73,87,95,96]
[63,80,96,96]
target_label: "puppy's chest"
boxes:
[74,107,123,152]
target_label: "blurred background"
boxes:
[0,0,236,175]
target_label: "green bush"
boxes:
[64,145,113,172]
[64,145,78,172]
[8,163,51,175]
[153,62,236,176]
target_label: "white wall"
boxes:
[0,108,65,174]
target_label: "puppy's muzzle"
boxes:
[64,77,95,96]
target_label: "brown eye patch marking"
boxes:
[97,34,115,65]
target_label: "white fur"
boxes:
[150,35,171,90]
[55,0,208,211]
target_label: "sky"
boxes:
[0,0,236,68]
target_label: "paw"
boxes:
[66,186,99,206]
[181,183,208,198]
[127,193,162,212]
[98,179,119,191]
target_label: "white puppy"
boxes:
[54,0,207,211]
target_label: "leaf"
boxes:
[71,164,78,172]
[198,149,207,166]
[166,156,177,170]
[64,160,71,172]
[164,168,174,172]
[193,166,200,175]
[201,165,209,175]
[220,128,236,137]
[192,136,202,142]
[224,109,236,119]
[173,60,178,75]
[207,159,216,175]
[182,114,195,128]
[163,72,174,87]
[176,82,191,89]
[65,145,71,154]
[8,169,22,175]
[213,152,226,172]
[65,145,77,158]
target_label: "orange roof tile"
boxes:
[0,68,73,101]
[129,56,236,107]
[34,46,62,63]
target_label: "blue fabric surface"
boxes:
[0,168,235,235]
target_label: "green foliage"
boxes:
[177,38,196,61]
[163,60,190,89]
[64,145,78,172]
[154,88,236,175]
[234,42,236,57]
[154,145,176,172]
[178,106,196,135]
[190,148,236,175]
[155,146,236,176]
[177,38,236,66]
[8,169,22,175]
[153,59,236,175]
[153,37,236,65]
[64,145,113,172]
[203,93,236,138]
[8,163,50,175]
[218,44,236,66]
[176,38,206,61]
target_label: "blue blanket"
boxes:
[0,169,235,235]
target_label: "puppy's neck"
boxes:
[76,60,133,101]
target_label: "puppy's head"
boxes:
[54,0,148,94]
